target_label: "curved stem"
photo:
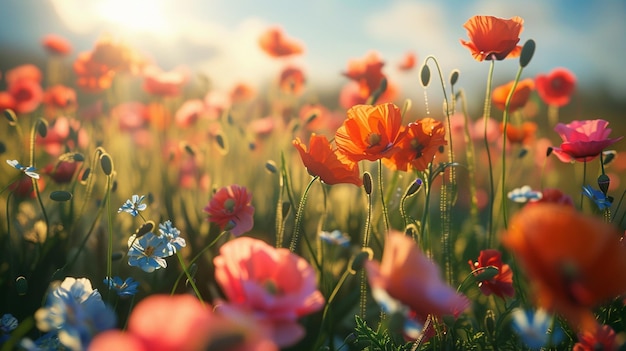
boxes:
[483,60,496,248]
[175,251,204,305]
[105,174,114,302]
[289,176,318,252]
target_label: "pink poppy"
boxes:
[37,117,88,157]
[174,99,206,128]
[213,237,325,347]
[42,34,72,55]
[111,102,149,132]
[90,294,278,351]
[468,249,514,298]
[365,231,470,321]
[142,65,189,97]
[278,66,306,95]
[551,119,623,163]
[204,185,254,236]
[535,68,576,107]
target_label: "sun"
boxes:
[94,0,170,35]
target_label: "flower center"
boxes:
[224,198,236,213]
[367,133,381,147]
[145,245,154,257]
[263,279,281,295]
[410,139,425,158]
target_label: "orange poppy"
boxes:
[90,36,146,74]
[397,51,417,71]
[279,66,306,95]
[5,64,42,87]
[73,51,116,93]
[41,34,72,55]
[492,78,534,112]
[502,203,626,332]
[335,103,405,162]
[460,15,524,61]
[293,134,362,186]
[383,118,446,172]
[0,92,16,111]
[229,83,256,103]
[258,26,304,57]
[501,121,537,145]
[42,84,77,118]
[342,51,386,100]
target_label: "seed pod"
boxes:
[363,172,372,195]
[519,39,536,68]
[598,174,610,195]
[3,109,17,125]
[450,69,460,86]
[265,160,278,174]
[50,190,73,202]
[135,221,155,238]
[99,153,113,176]
[37,119,48,138]
[15,276,28,296]
[420,64,431,87]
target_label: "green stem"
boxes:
[420,167,433,255]
[500,65,525,230]
[176,251,204,305]
[378,159,390,234]
[581,160,587,210]
[29,121,49,239]
[289,176,318,252]
[105,174,114,302]
[315,267,352,349]
[483,59,496,248]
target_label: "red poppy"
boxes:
[204,185,255,236]
[258,26,304,57]
[73,51,116,93]
[502,121,537,145]
[42,85,77,118]
[37,117,88,157]
[43,159,81,184]
[468,249,514,299]
[573,324,618,351]
[502,203,626,332]
[342,51,386,100]
[298,103,342,134]
[535,68,577,107]
[5,64,42,86]
[174,99,206,128]
[382,118,446,172]
[278,66,306,95]
[8,79,43,114]
[397,51,417,71]
[551,119,623,163]
[492,78,534,112]
[41,34,72,55]
[9,175,45,198]
[335,103,404,162]
[527,188,574,207]
[0,92,16,111]
[293,134,362,186]
[230,83,256,103]
[365,231,470,321]
[111,102,149,132]
[460,15,524,61]
[142,65,188,97]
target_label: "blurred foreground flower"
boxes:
[551,119,623,163]
[511,308,563,349]
[214,237,325,347]
[460,15,524,61]
[90,294,278,351]
[573,324,619,351]
[365,231,469,324]
[35,277,115,351]
[293,133,362,186]
[503,203,626,332]
[204,185,254,236]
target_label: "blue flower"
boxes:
[127,232,171,272]
[19,331,63,351]
[511,308,563,350]
[319,230,351,247]
[104,276,139,297]
[507,185,542,203]
[34,277,116,351]
[6,159,40,179]
[582,185,612,210]
[117,194,147,217]
[0,314,17,334]
[158,220,186,255]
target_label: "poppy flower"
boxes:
[338,80,399,109]
[397,51,417,71]
[573,324,618,351]
[492,78,534,112]
[5,64,42,86]
[382,118,446,172]
[335,103,405,162]
[73,51,116,93]
[8,175,45,198]
[502,203,626,332]
[526,188,574,207]
[535,68,577,107]
[551,119,623,163]
[90,35,146,74]
[502,121,537,145]
[42,84,77,118]
[230,83,256,103]
[213,237,325,347]
[298,103,342,134]
[37,117,88,156]
[0,92,16,111]
[142,65,188,97]
[342,51,386,100]
[174,99,205,128]
[278,66,306,95]
[90,294,278,351]
[468,249,515,298]
[8,79,43,114]
[204,185,255,236]
[460,15,524,61]
[293,134,363,186]
[258,26,304,57]
[41,34,72,55]
[365,231,470,322]
[43,159,81,184]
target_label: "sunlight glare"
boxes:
[95,0,170,35]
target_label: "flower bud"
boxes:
[420,64,431,87]
[3,109,17,125]
[598,174,610,195]
[519,39,536,68]
[363,172,372,195]
[111,252,124,261]
[546,146,553,157]
[50,190,73,202]
[99,153,113,176]
[15,276,28,296]
[36,118,48,138]
[135,221,155,238]
[265,160,278,174]
[406,178,423,197]
[349,248,373,274]
[450,69,460,86]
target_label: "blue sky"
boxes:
[2,0,626,102]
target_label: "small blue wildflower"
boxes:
[19,331,63,351]
[511,308,563,350]
[319,230,351,247]
[6,159,40,179]
[507,185,542,203]
[127,232,171,273]
[104,276,139,297]
[158,220,186,255]
[0,314,17,334]
[34,277,116,351]
[582,185,612,210]
[117,194,147,217]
